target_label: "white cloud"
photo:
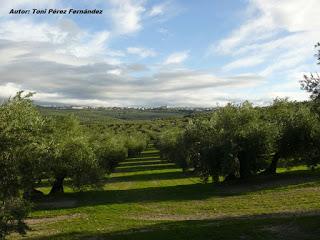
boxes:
[107,68,122,76]
[0,83,22,99]
[213,17,276,55]
[0,19,68,43]
[223,56,265,71]
[146,1,183,24]
[148,3,167,17]
[205,0,320,103]
[158,27,169,34]
[164,51,189,65]
[0,0,314,106]
[67,31,110,58]
[127,47,156,58]
[213,0,320,55]
[0,18,119,66]
[212,0,320,77]
[0,0,59,16]
[0,46,264,106]
[0,46,29,65]
[109,0,145,35]
[251,0,320,32]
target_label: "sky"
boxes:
[0,0,319,107]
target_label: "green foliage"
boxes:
[45,116,103,194]
[61,139,102,189]
[0,153,19,201]
[267,99,320,168]
[1,92,154,238]
[125,133,148,157]
[158,100,320,182]
[0,198,30,240]
[0,92,46,192]
[187,102,275,181]
[93,135,128,174]
[301,73,320,102]
[0,92,43,238]
[155,128,190,171]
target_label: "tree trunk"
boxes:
[49,176,65,195]
[263,152,280,175]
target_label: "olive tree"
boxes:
[192,102,275,181]
[125,133,148,157]
[0,92,44,238]
[47,116,103,195]
[93,134,127,174]
[264,99,320,174]
[156,128,190,171]
[156,103,274,181]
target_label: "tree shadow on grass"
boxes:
[115,164,178,173]
[125,151,160,159]
[122,155,162,162]
[25,212,320,240]
[35,170,320,211]
[35,169,183,189]
[109,171,192,183]
[119,160,169,167]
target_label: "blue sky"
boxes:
[0,0,319,107]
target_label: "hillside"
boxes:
[37,106,195,122]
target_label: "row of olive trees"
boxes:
[0,92,148,239]
[156,100,320,182]
[157,43,320,182]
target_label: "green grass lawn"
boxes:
[11,148,320,240]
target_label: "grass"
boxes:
[10,148,320,240]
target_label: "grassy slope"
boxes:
[12,148,320,240]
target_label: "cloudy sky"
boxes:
[0,0,319,107]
